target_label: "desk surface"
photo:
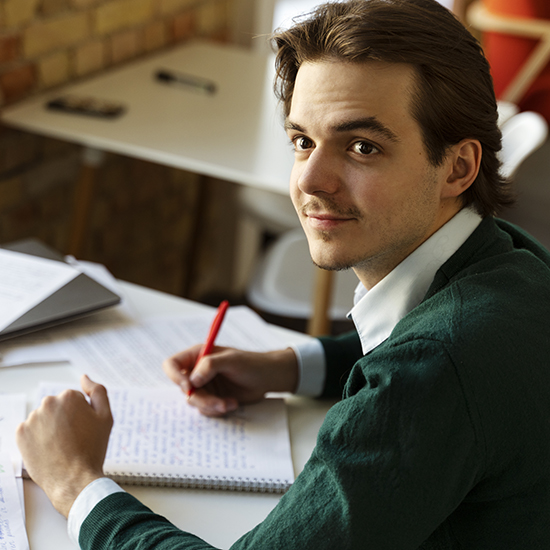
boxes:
[1,281,331,550]
[1,41,294,196]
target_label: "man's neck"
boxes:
[354,202,465,290]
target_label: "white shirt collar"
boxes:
[349,208,482,355]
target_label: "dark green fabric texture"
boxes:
[81,217,550,549]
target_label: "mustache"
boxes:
[299,197,362,219]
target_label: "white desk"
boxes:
[1,281,332,550]
[1,40,296,297]
[1,41,293,195]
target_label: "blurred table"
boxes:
[1,40,294,264]
[2,40,293,193]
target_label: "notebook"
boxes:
[38,383,295,493]
[0,239,120,341]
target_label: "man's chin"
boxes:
[310,254,355,272]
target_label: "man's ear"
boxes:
[441,139,482,199]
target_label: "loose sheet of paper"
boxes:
[0,395,26,477]
[0,332,68,368]
[0,301,133,369]
[0,452,29,550]
[55,307,286,387]
[0,249,79,332]
[0,395,27,524]
[38,383,294,486]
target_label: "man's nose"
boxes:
[296,148,341,196]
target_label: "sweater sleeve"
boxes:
[80,339,483,550]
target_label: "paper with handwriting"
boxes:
[0,395,26,477]
[37,383,294,491]
[53,307,286,388]
[0,452,29,550]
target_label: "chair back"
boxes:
[499,111,548,179]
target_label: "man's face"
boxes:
[286,60,462,289]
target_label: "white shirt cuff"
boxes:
[290,339,326,397]
[67,477,125,547]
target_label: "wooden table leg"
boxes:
[307,267,335,336]
[181,174,209,298]
[67,147,105,258]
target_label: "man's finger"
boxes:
[163,357,187,385]
[188,389,238,417]
[80,375,111,419]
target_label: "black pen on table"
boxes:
[155,69,217,95]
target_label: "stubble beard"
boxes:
[300,196,364,272]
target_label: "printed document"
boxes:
[0,332,68,368]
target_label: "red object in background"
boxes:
[483,0,550,122]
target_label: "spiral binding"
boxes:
[106,471,291,493]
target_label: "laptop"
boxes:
[0,238,121,341]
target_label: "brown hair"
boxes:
[273,0,515,216]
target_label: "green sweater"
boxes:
[81,217,550,549]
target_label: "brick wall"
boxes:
[0,0,238,297]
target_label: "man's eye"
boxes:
[293,136,313,151]
[351,141,379,155]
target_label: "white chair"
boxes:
[499,110,548,179]
[497,100,519,127]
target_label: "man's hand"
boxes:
[163,346,299,417]
[16,375,113,518]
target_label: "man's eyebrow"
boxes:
[284,117,400,143]
[284,120,304,132]
[334,117,400,143]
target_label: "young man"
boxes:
[17,1,550,548]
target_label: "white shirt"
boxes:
[67,208,482,545]
[293,207,482,395]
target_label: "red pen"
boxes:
[187,300,229,398]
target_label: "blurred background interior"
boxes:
[0,0,549,335]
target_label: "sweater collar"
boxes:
[349,208,482,355]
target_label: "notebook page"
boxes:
[37,384,294,490]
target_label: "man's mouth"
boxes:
[301,209,357,231]
[300,200,360,231]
